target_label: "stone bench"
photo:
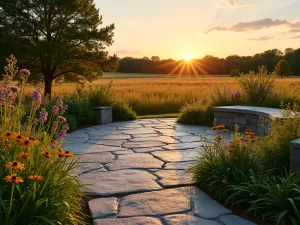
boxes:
[212,106,284,135]
[291,139,300,172]
[94,107,113,125]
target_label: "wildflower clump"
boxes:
[0,55,84,225]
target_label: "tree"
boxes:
[230,69,240,77]
[274,59,292,79]
[151,56,160,62]
[0,0,119,97]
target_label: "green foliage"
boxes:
[236,66,275,105]
[189,127,260,200]
[112,102,137,121]
[228,170,300,225]
[0,0,119,96]
[256,103,300,171]
[274,59,292,79]
[230,69,240,77]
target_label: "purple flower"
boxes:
[40,109,48,123]
[20,69,30,76]
[59,124,69,139]
[32,90,42,109]
[10,86,20,93]
[58,116,67,122]
[52,106,59,115]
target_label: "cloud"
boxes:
[290,35,300,39]
[114,49,142,54]
[247,36,274,41]
[204,18,289,34]
[289,22,300,28]
[288,28,300,33]
[221,0,253,8]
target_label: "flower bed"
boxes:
[190,103,300,225]
[0,56,85,224]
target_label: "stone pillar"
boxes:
[94,107,113,125]
[291,138,300,172]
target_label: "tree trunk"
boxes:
[44,76,53,98]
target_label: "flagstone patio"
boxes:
[64,118,256,225]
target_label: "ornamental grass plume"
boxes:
[0,55,85,225]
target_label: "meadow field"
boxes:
[46,73,300,115]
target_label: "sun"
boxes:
[184,54,192,61]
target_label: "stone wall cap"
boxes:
[213,106,285,119]
[95,106,113,110]
[291,138,300,148]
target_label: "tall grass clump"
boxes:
[236,65,275,105]
[0,55,85,225]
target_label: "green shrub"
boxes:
[112,102,136,121]
[236,66,275,105]
[228,170,300,225]
[256,103,300,171]
[230,69,240,77]
[64,99,94,125]
[274,59,292,79]
[189,126,260,200]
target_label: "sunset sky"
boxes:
[96,0,300,60]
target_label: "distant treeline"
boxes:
[117,48,300,75]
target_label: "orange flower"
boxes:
[5,161,25,171]
[222,179,228,184]
[21,138,31,148]
[64,151,74,159]
[3,140,11,147]
[15,134,24,142]
[55,148,65,157]
[29,175,44,181]
[242,145,247,149]
[29,136,39,144]
[4,174,23,183]
[222,129,229,133]
[42,149,54,159]
[6,132,12,138]
[18,152,32,159]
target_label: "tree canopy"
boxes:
[0,0,119,97]
[117,48,300,76]
[274,59,292,79]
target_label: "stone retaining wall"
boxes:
[213,111,269,135]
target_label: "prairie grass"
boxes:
[26,74,300,115]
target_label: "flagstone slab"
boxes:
[152,149,198,162]
[63,136,89,144]
[77,153,114,163]
[86,139,126,147]
[73,163,106,175]
[133,147,164,153]
[130,136,179,144]
[106,153,164,170]
[132,134,161,138]
[163,142,205,150]
[89,134,131,140]
[82,145,128,154]
[156,129,192,137]
[113,149,135,155]
[118,187,191,217]
[88,197,117,219]
[219,215,256,225]
[64,143,99,154]
[191,188,232,219]
[67,130,88,138]
[165,161,197,170]
[80,170,162,196]
[94,217,163,225]
[154,170,193,187]
[176,136,203,143]
[123,141,166,148]
[163,214,220,225]
[122,128,158,135]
